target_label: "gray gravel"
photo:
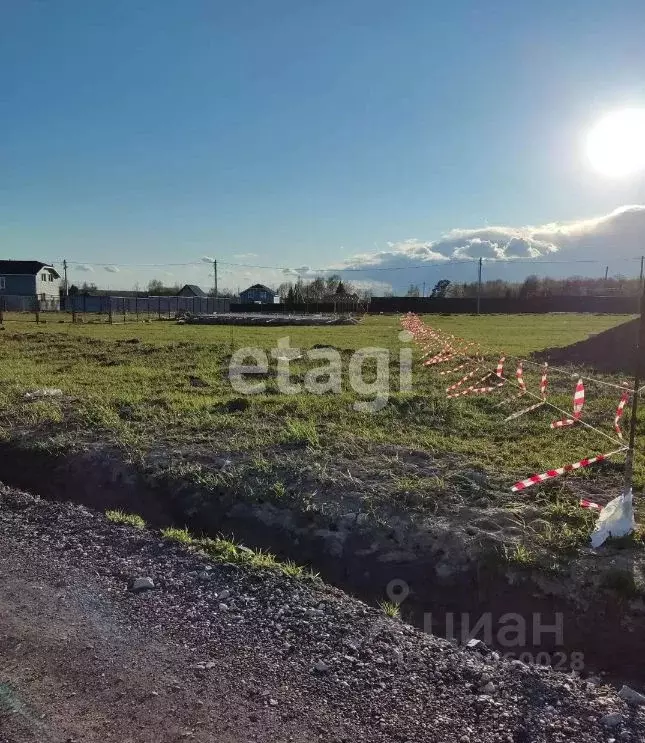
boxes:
[1,483,644,742]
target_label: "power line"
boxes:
[56,255,645,273]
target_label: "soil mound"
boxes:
[533,319,638,374]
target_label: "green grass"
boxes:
[161,526,193,543]
[0,312,642,561]
[105,509,146,529]
[161,526,315,579]
[283,418,320,447]
[378,600,402,618]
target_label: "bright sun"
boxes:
[586,108,645,177]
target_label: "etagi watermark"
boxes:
[382,579,584,671]
[228,330,414,412]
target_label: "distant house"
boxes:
[0,260,61,310]
[239,283,280,304]
[177,284,207,298]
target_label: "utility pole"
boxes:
[213,260,218,300]
[422,281,426,298]
[604,265,609,281]
[640,256,644,289]
[63,259,69,297]
[476,257,483,315]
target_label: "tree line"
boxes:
[69,273,642,301]
[276,275,371,303]
[68,279,237,297]
[406,275,642,299]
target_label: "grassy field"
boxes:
[0,312,641,562]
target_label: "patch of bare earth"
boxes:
[1,485,644,742]
[533,318,638,375]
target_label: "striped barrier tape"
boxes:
[511,446,627,492]
[424,351,456,366]
[550,378,584,429]
[517,362,527,393]
[505,400,545,421]
[447,357,506,399]
[403,318,627,497]
[504,363,549,421]
[445,364,484,393]
[580,498,602,511]
[439,361,469,376]
[496,363,527,407]
[614,387,630,439]
[540,363,548,397]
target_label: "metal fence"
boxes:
[0,294,230,323]
[65,294,230,319]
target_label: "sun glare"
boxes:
[586,108,645,177]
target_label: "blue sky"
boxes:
[2,0,645,292]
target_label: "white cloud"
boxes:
[349,278,392,295]
[233,252,259,260]
[341,240,449,271]
[75,264,94,272]
[339,205,645,270]
[104,265,120,273]
[323,205,645,293]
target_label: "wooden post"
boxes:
[623,288,645,490]
[108,297,113,324]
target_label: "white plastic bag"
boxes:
[590,488,635,548]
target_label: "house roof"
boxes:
[241,283,278,294]
[0,260,60,278]
[179,284,207,297]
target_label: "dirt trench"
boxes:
[0,440,644,686]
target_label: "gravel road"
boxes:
[1,484,643,742]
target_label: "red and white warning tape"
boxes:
[540,363,548,397]
[504,363,549,421]
[516,362,527,394]
[402,316,630,495]
[550,378,584,429]
[439,361,469,376]
[511,446,627,492]
[446,357,506,399]
[614,387,630,439]
[579,498,602,511]
[496,363,527,407]
[424,343,456,365]
[505,401,545,421]
[445,365,482,393]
